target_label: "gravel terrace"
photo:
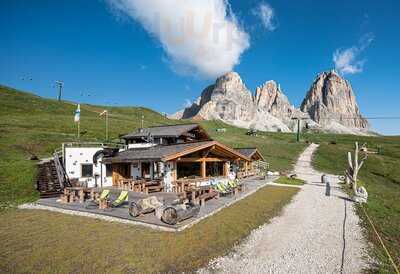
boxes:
[200,143,370,274]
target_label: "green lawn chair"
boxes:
[111,190,129,207]
[228,179,244,193]
[84,189,110,209]
[228,180,237,188]
[214,182,233,196]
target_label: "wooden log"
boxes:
[161,203,201,225]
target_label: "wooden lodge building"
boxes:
[37,123,266,197]
[101,124,263,191]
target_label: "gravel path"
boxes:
[199,143,370,274]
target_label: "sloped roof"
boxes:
[122,124,204,139]
[235,148,265,161]
[104,141,250,163]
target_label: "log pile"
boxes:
[35,159,62,197]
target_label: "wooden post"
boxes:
[79,189,84,203]
[223,161,229,177]
[201,160,206,178]
[191,190,196,204]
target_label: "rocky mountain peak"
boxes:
[300,71,369,129]
[255,80,286,110]
[254,80,299,124]
[171,70,370,135]
[216,71,243,85]
[211,71,251,98]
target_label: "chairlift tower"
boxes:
[55,81,64,101]
[291,117,308,142]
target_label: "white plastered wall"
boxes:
[64,147,112,187]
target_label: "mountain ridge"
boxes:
[171,70,371,135]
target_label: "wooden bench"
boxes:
[143,181,164,194]
[145,185,164,194]
[198,190,218,206]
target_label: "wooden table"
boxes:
[60,187,96,203]
[186,185,217,206]
[99,198,111,210]
[173,180,192,193]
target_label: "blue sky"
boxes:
[1,0,399,134]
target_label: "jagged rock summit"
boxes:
[178,72,291,132]
[301,70,369,132]
[171,71,370,135]
[254,80,304,127]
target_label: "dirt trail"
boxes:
[200,143,369,274]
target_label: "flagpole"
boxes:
[75,104,81,141]
[106,111,108,141]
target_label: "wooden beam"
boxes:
[172,162,177,181]
[177,157,227,162]
[162,140,252,162]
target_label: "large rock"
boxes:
[300,70,369,130]
[180,72,291,132]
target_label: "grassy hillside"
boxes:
[0,85,305,207]
[1,85,399,272]
[0,85,176,207]
[308,133,400,273]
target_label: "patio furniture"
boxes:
[172,180,192,193]
[111,190,129,207]
[143,181,164,194]
[129,196,163,217]
[213,182,225,194]
[84,189,110,209]
[186,185,218,205]
[161,202,201,225]
[61,187,96,203]
[228,179,244,195]
[118,179,132,190]
[197,190,218,206]
[99,198,111,210]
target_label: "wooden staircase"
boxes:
[36,159,63,198]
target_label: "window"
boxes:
[105,164,112,177]
[81,164,93,177]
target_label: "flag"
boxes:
[74,104,80,123]
[99,110,108,117]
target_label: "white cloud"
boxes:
[252,2,276,31]
[333,33,374,75]
[107,0,250,78]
